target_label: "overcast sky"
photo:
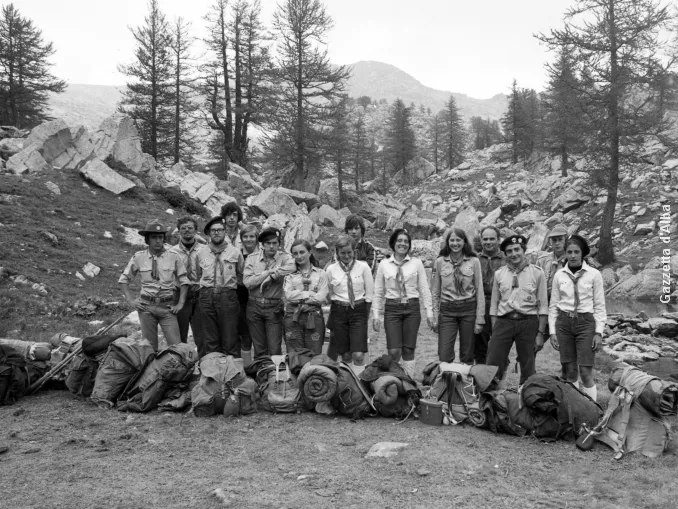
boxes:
[13,0,574,98]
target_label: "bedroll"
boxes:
[118,343,198,413]
[90,338,155,409]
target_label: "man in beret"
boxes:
[243,227,296,356]
[486,234,548,384]
[119,219,189,351]
[195,216,245,357]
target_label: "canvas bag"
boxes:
[258,358,302,413]
[330,363,375,419]
[191,353,244,417]
[0,345,28,406]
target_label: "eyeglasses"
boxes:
[210,229,226,234]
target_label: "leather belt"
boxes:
[140,294,174,305]
[500,311,533,320]
[252,297,281,304]
[386,298,419,305]
[559,310,593,319]
[332,299,366,307]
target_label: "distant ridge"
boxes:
[346,60,507,120]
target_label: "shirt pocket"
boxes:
[139,268,154,283]
[499,282,512,299]
[519,284,537,305]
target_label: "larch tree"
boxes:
[325,95,351,208]
[538,0,676,264]
[0,3,65,128]
[428,111,444,172]
[118,0,174,163]
[264,0,351,190]
[385,97,416,185]
[351,112,368,192]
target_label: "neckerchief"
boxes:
[181,241,197,281]
[392,257,409,299]
[507,259,529,288]
[209,241,228,286]
[565,263,584,317]
[339,259,356,308]
[226,227,239,246]
[548,253,566,288]
[449,256,466,294]
[150,249,165,281]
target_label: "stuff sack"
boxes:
[118,343,198,413]
[479,389,530,436]
[0,345,28,405]
[520,374,603,440]
[223,377,258,417]
[258,357,303,413]
[65,353,99,398]
[90,338,155,409]
[330,363,375,419]
[191,353,245,417]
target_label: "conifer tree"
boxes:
[442,95,465,168]
[385,97,416,185]
[0,3,65,128]
[351,112,368,192]
[326,95,351,208]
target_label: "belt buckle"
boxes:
[400,298,409,304]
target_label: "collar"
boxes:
[258,250,280,261]
[563,261,589,276]
[179,241,198,253]
[388,254,411,264]
[148,248,166,258]
[444,255,470,263]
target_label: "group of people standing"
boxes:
[119,203,606,400]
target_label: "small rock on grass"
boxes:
[417,469,430,477]
[365,442,409,458]
[212,488,232,506]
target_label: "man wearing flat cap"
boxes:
[535,224,569,344]
[119,219,189,350]
[243,227,296,356]
[486,234,548,384]
[195,216,245,357]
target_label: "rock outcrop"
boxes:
[80,159,135,195]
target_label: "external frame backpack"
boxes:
[258,356,303,413]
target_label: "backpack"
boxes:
[520,374,603,440]
[223,377,258,417]
[191,353,245,417]
[479,389,530,436]
[118,343,197,413]
[65,353,99,398]
[429,370,480,424]
[258,357,303,413]
[330,363,375,419]
[90,338,156,409]
[0,345,28,405]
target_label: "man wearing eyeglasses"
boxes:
[169,216,207,357]
[195,216,245,357]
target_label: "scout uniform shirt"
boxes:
[224,228,243,251]
[195,243,244,290]
[169,241,207,292]
[478,251,505,299]
[372,255,433,321]
[430,256,485,327]
[283,266,330,308]
[490,264,548,317]
[244,250,296,300]
[535,251,566,297]
[118,249,189,299]
[325,260,374,305]
[548,262,607,334]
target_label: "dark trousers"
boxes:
[438,301,476,363]
[199,289,240,357]
[330,301,369,355]
[384,300,421,351]
[175,289,206,357]
[284,311,325,355]
[473,299,492,364]
[237,284,251,351]
[246,300,283,357]
[486,315,538,385]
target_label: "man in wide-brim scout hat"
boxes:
[486,234,548,385]
[119,219,189,351]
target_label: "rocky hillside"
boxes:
[347,61,507,118]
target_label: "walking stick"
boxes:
[27,314,127,395]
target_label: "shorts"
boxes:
[556,312,596,367]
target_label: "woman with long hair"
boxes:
[325,236,374,375]
[430,228,485,364]
[283,239,329,354]
[548,235,606,401]
[372,228,434,379]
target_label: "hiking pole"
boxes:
[27,314,127,395]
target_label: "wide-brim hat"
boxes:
[204,216,226,235]
[258,227,281,244]
[500,234,528,253]
[567,234,590,258]
[547,224,569,238]
[138,219,169,236]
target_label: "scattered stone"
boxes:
[165,209,174,215]
[647,317,678,338]
[76,272,86,281]
[512,210,545,228]
[417,469,431,477]
[40,231,59,246]
[103,231,113,239]
[366,442,409,458]
[250,187,301,217]
[500,198,521,214]
[82,262,101,278]
[45,181,61,195]
[633,221,655,236]
[79,159,135,195]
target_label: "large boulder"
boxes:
[6,145,51,174]
[79,159,135,195]
[278,187,320,210]
[607,269,665,300]
[646,317,678,338]
[228,162,263,198]
[500,197,521,214]
[317,178,341,209]
[180,172,217,204]
[406,156,436,181]
[633,221,655,236]
[524,174,560,204]
[91,116,146,173]
[410,239,443,266]
[525,223,549,254]
[205,190,236,216]
[551,188,588,213]
[250,187,301,217]
[402,210,442,240]
[284,214,321,252]
[310,204,345,229]
[25,119,85,169]
[0,137,25,158]
[512,210,546,228]
[452,206,481,244]
[480,207,502,227]
[358,192,407,223]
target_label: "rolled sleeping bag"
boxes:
[298,363,338,403]
[371,375,403,405]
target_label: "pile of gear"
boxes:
[1,333,676,460]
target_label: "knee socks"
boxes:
[401,359,416,380]
[582,384,597,402]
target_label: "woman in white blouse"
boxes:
[548,235,606,402]
[325,236,374,375]
[372,228,434,379]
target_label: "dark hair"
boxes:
[388,228,412,253]
[220,201,243,223]
[480,225,501,240]
[290,239,319,267]
[344,214,366,236]
[176,216,198,230]
[334,235,356,254]
[439,228,477,258]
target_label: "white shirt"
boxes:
[372,255,434,320]
[325,260,374,304]
[548,261,607,334]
